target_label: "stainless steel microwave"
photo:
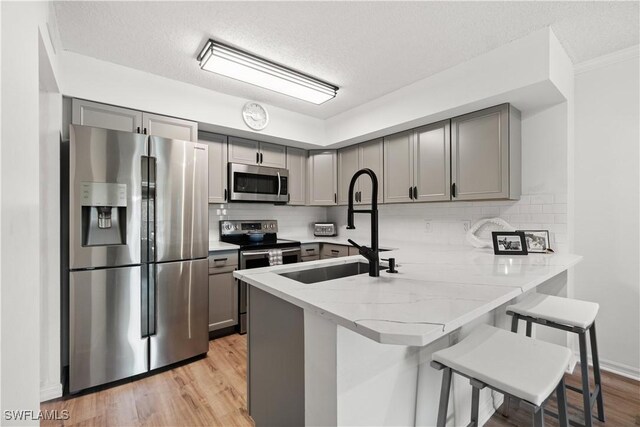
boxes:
[228,163,289,203]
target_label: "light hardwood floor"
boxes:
[43,334,639,426]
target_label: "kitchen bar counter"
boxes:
[234,243,581,346]
[236,242,581,427]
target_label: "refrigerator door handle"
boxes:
[148,264,157,336]
[148,156,156,263]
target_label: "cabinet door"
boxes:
[358,139,384,205]
[414,121,451,202]
[200,132,228,203]
[72,99,142,133]
[451,104,509,200]
[337,145,360,205]
[228,136,260,165]
[286,147,307,205]
[307,151,337,206]
[142,112,198,142]
[208,269,239,332]
[259,142,287,168]
[383,131,414,203]
[320,244,348,259]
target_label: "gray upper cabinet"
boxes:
[383,131,414,203]
[451,104,521,200]
[337,145,360,205]
[338,139,383,205]
[286,147,307,205]
[200,132,228,204]
[228,136,286,168]
[72,99,142,133]
[414,121,451,202]
[71,99,197,141]
[383,121,450,203]
[307,150,337,206]
[142,112,198,142]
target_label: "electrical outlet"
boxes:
[425,221,432,233]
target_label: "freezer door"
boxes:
[150,258,208,370]
[150,136,208,262]
[69,266,148,392]
[69,125,147,269]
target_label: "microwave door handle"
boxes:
[277,172,282,197]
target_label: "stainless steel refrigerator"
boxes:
[66,124,209,393]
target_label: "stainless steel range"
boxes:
[219,220,301,334]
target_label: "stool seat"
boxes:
[507,294,599,329]
[432,324,571,406]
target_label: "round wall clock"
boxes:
[242,102,269,131]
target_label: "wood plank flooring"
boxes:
[43,334,639,426]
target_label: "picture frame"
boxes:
[519,229,551,253]
[491,231,528,255]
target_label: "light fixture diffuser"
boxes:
[198,40,338,105]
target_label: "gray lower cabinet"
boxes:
[307,150,337,205]
[201,132,228,203]
[208,252,239,332]
[320,244,349,259]
[451,104,521,200]
[383,120,451,203]
[71,99,198,141]
[286,147,307,205]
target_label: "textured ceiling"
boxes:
[53,1,639,119]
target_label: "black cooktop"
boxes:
[220,233,301,251]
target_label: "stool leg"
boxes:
[589,323,605,422]
[526,320,532,337]
[556,378,569,427]
[579,332,594,427]
[437,367,452,427]
[511,314,519,333]
[533,406,545,427]
[502,314,520,417]
[470,386,480,427]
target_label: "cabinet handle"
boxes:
[260,153,264,164]
[334,193,337,204]
[224,188,227,201]
[451,183,457,198]
[409,187,413,200]
[413,186,418,200]
[256,152,259,164]
[213,258,228,262]
[143,128,147,134]
[331,250,340,253]
[136,126,141,133]
[305,248,315,252]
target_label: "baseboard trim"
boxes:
[40,383,63,402]
[575,352,640,381]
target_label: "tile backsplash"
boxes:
[327,193,568,253]
[208,203,327,241]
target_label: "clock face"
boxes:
[242,102,269,130]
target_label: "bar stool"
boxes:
[506,294,604,427]
[431,324,571,427]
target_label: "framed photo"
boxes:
[492,231,528,255]
[519,230,551,253]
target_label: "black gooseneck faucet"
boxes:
[346,168,379,277]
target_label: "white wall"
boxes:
[58,52,326,148]
[574,49,640,378]
[1,1,60,423]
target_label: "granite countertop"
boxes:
[234,242,582,346]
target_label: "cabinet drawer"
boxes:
[301,243,320,257]
[320,244,349,258]
[301,255,320,262]
[208,251,238,272]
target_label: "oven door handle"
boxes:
[241,247,301,256]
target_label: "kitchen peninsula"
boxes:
[235,242,582,426]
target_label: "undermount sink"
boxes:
[279,262,370,284]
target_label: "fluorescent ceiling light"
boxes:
[198,40,338,105]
